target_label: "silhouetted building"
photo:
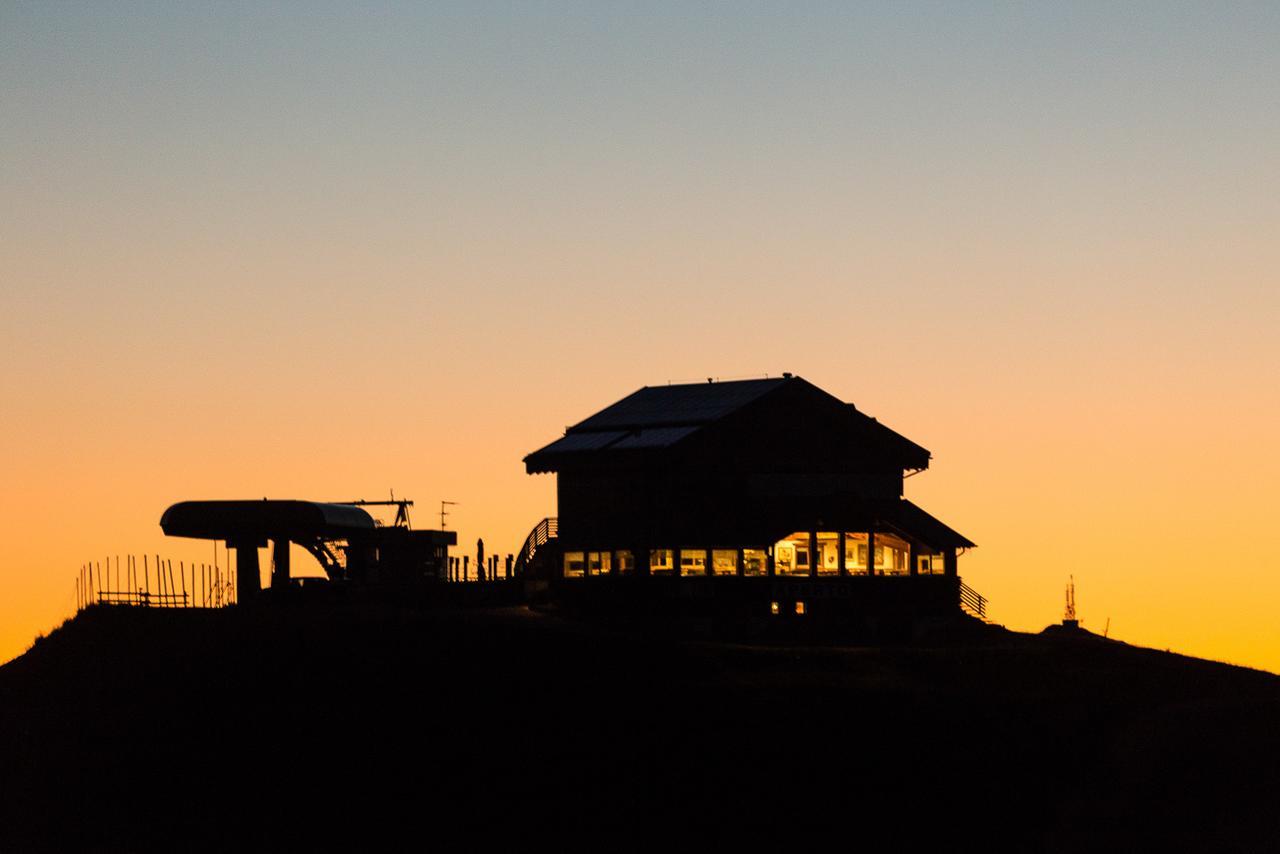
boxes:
[520,375,977,621]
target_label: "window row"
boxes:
[563,533,946,578]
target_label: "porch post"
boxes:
[867,528,877,576]
[908,542,918,577]
[808,529,818,578]
[838,531,846,578]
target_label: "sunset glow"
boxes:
[2,4,1278,669]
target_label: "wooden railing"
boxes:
[959,578,988,621]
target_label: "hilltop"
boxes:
[1,602,1277,851]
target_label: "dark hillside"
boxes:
[1,603,1277,851]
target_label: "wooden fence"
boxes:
[76,555,235,611]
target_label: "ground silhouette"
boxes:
[1,601,1277,851]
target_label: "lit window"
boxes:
[616,550,634,574]
[712,549,737,576]
[844,533,869,575]
[816,533,840,576]
[795,601,805,615]
[588,551,612,576]
[874,533,911,576]
[774,533,811,577]
[563,552,585,578]
[743,549,768,576]
[918,554,943,575]
[770,601,780,615]
[649,549,674,575]
[679,549,707,577]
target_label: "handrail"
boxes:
[959,578,988,621]
[513,517,558,577]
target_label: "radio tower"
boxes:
[1063,576,1078,628]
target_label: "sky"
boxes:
[2,2,1278,669]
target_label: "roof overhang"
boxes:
[160,500,376,543]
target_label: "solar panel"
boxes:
[610,426,699,449]
[531,431,627,455]
[573,379,784,431]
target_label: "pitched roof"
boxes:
[571,378,785,432]
[525,378,786,470]
[524,375,930,473]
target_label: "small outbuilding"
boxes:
[161,499,455,599]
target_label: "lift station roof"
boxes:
[160,500,376,542]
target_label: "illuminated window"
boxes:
[874,533,911,576]
[712,549,737,576]
[795,601,806,615]
[743,549,767,576]
[649,549,674,575]
[679,549,707,577]
[588,551,612,576]
[773,533,811,577]
[844,533,869,575]
[563,552,585,578]
[770,601,780,615]
[616,550,635,574]
[816,533,840,576]
[918,554,943,575]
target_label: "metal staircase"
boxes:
[513,517,558,578]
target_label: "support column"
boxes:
[908,543,918,577]
[838,531,847,577]
[234,542,261,602]
[272,539,290,589]
[808,529,818,578]
[867,529,877,577]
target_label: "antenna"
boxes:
[1064,576,1078,627]
[440,500,458,530]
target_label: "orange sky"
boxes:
[3,4,1278,669]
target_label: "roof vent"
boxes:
[782,372,793,379]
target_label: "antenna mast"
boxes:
[1064,576,1078,627]
[440,500,458,530]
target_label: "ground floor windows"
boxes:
[711,549,737,576]
[564,552,586,578]
[816,533,840,576]
[774,533,810,577]
[650,548,674,575]
[588,551,612,576]
[743,549,767,576]
[565,539,945,579]
[616,550,635,574]
[875,533,910,576]
[680,549,707,576]
[567,551,614,577]
[844,533,869,575]
[917,553,943,575]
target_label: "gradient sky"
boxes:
[3,2,1278,669]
